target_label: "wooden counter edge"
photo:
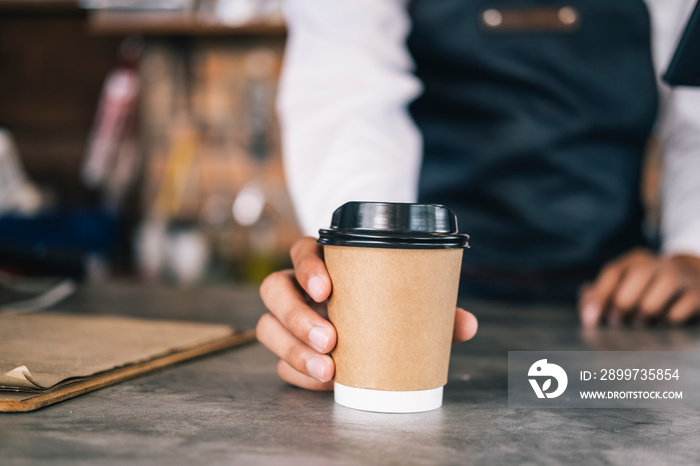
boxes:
[0,329,257,413]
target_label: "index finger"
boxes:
[291,237,332,303]
[580,261,625,327]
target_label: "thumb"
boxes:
[453,308,478,343]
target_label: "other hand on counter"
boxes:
[579,249,700,327]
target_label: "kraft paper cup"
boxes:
[318,202,469,413]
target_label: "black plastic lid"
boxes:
[317,202,469,249]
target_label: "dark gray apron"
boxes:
[408,0,659,301]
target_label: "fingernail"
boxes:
[308,276,325,301]
[306,357,330,382]
[582,304,598,328]
[308,326,330,352]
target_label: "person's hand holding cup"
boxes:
[257,202,478,412]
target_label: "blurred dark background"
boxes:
[0,0,662,292]
[0,0,300,289]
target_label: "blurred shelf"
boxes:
[0,0,78,11]
[87,10,286,36]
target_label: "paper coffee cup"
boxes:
[318,202,469,413]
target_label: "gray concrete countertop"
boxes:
[1,282,699,465]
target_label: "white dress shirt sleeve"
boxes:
[277,0,422,237]
[647,0,700,258]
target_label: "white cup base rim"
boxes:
[333,383,443,413]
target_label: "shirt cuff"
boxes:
[662,218,700,258]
